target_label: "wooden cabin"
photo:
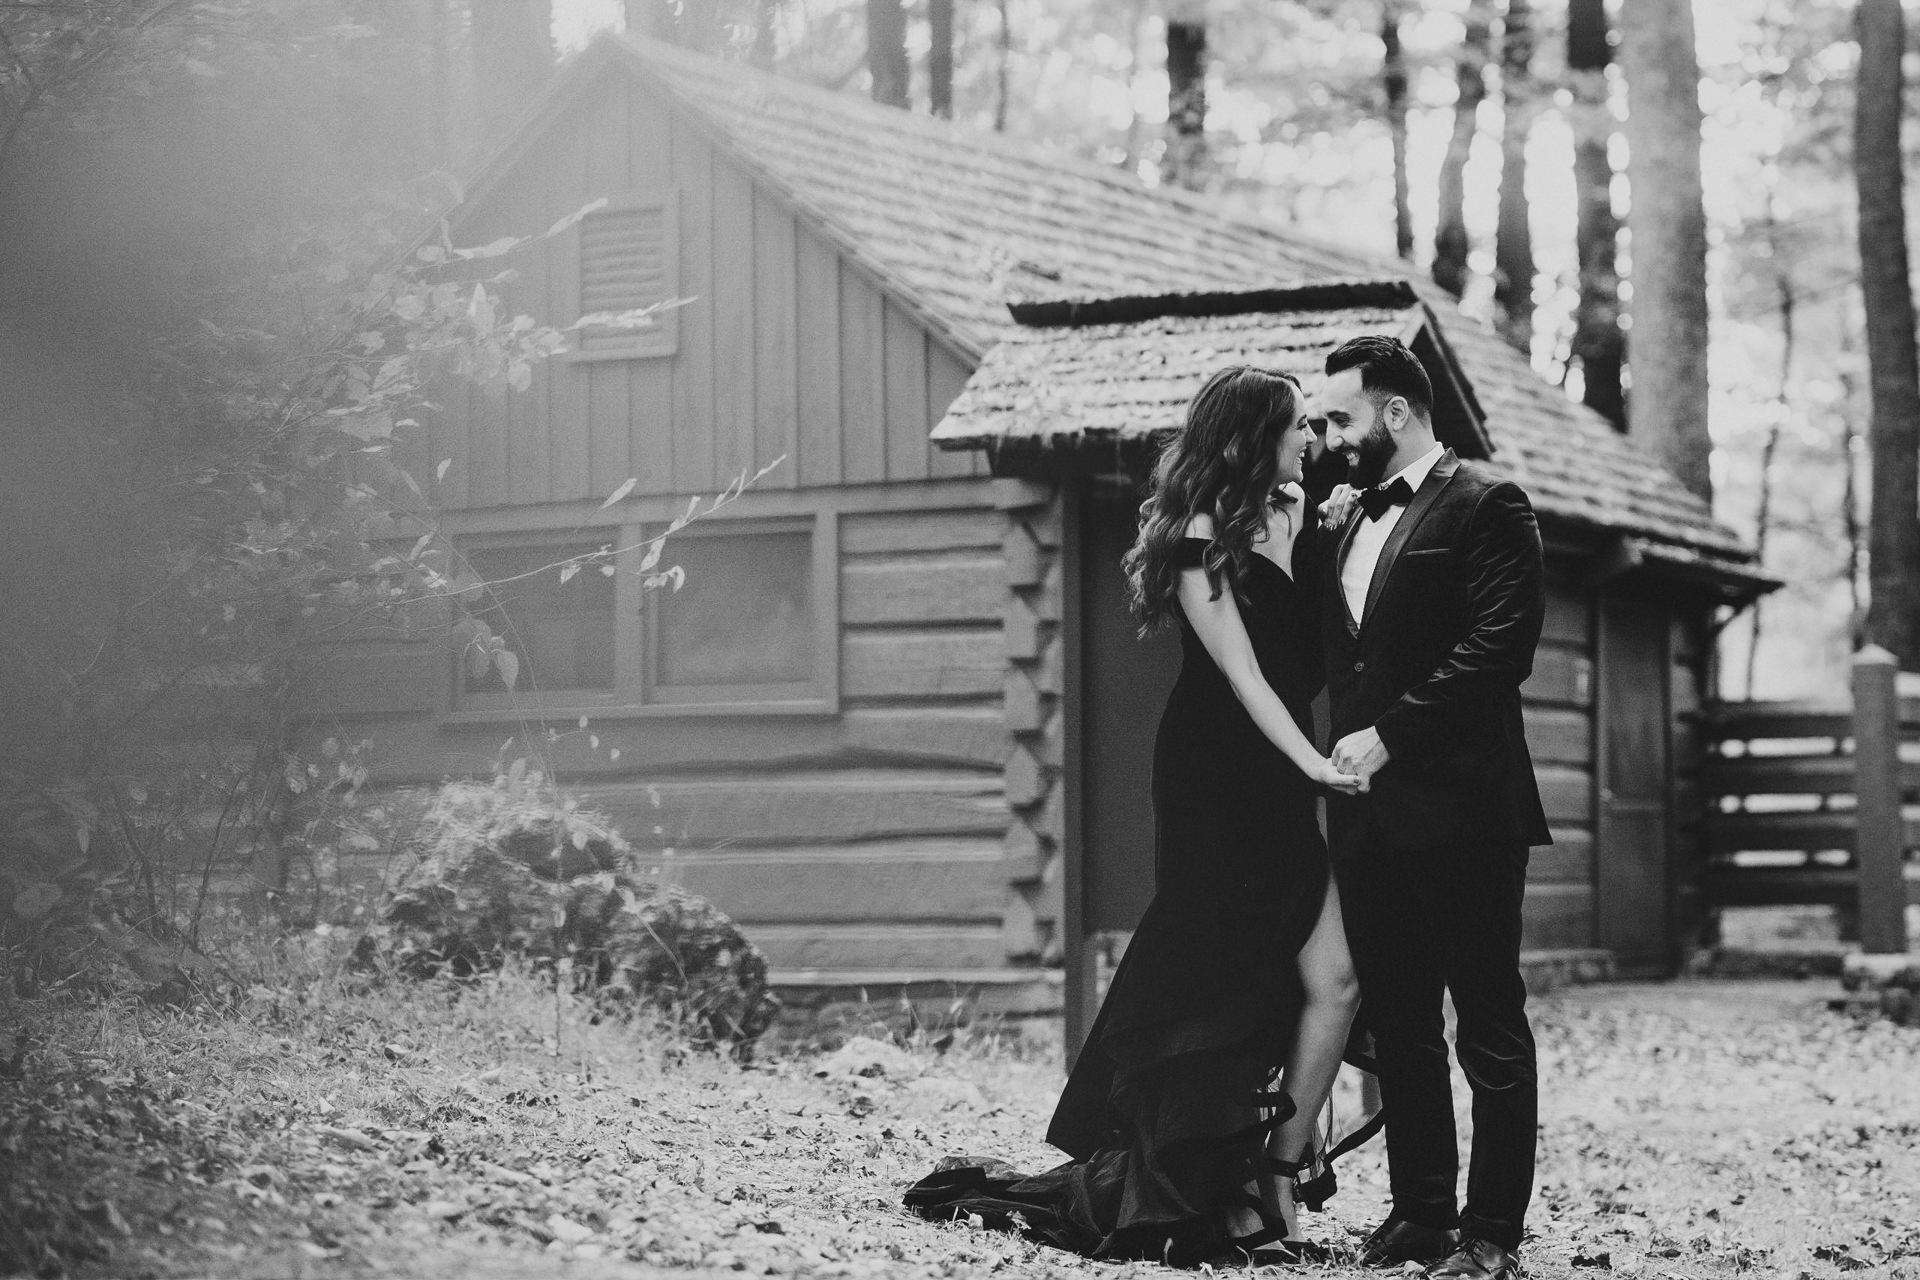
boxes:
[301,33,1773,1023]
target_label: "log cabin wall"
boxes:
[1519,558,1600,953]
[293,70,1048,988]
[1668,602,1711,951]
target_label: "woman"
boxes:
[904,366,1373,1265]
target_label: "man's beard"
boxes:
[1342,409,1396,488]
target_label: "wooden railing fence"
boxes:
[1701,646,1919,954]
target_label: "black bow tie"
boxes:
[1359,476,1415,522]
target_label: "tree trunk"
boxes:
[1384,0,1413,260]
[1620,0,1711,501]
[1841,324,1866,646]
[1162,0,1208,191]
[868,0,910,108]
[627,0,719,50]
[928,0,954,118]
[1567,0,1625,430]
[1433,0,1492,298]
[751,0,778,67]
[1494,0,1537,353]
[1119,0,1154,172]
[471,0,553,132]
[1855,0,1920,662]
[1745,202,1794,697]
[994,0,1011,131]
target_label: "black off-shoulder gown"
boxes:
[905,525,1372,1265]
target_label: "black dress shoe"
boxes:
[1357,1217,1461,1267]
[1424,1237,1520,1280]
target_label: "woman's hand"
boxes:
[1319,484,1359,530]
[1309,757,1365,795]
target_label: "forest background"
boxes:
[566,0,1897,701]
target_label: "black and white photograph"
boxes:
[2,0,1917,1276]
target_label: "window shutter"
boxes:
[575,193,678,359]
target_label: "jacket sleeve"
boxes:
[1371,481,1544,760]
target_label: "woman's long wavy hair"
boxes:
[1123,365,1303,635]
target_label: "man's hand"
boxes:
[1331,727,1390,791]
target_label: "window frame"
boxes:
[641,515,828,707]
[451,528,632,714]
[443,510,839,722]
[558,189,681,365]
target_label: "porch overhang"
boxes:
[930,279,1491,461]
[1584,530,1783,608]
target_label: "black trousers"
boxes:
[1339,837,1536,1252]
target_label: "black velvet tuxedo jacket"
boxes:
[1320,449,1553,856]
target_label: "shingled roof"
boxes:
[505,34,1755,566]
[943,286,1443,441]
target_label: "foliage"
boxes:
[354,765,781,1050]
[0,0,723,992]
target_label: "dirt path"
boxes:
[4,971,1917,1279]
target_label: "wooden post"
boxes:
[1059,479,1095,1067]
[1852,645,1906,954]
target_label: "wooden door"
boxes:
[1079,486,1181,937]
[1595,595,1674,975]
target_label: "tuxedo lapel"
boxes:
[1361,449,1460,625]
[1333,509,1365,637]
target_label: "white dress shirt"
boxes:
[1340,442,1446,624]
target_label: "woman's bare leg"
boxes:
[1258,877,1362,1238]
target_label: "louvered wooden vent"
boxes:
[575,194,678,359]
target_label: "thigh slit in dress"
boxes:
[904,529,1376,1265]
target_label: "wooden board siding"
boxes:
[1669,606,1712,947]
[668,110,715,494]
[300,491,1020,980]
[753,185,800,490]
[1521,578,1597,950]
[428,76,970,511]
[928,344,982,480]
[292,642,441,719]
[330,704,1008,779]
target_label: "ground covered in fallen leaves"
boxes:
[3,944,1918,1280]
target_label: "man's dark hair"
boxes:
[1324,334,1434,419]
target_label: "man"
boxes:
[1314,334,1550,1280]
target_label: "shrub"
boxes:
[355,766,779,1052]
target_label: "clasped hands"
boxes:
[1325,727,1389,795]
[1309,486,1390,792]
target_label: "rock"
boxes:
[899,1076,988,1114]
[352,777,778,1050]
[814,1036,918,1080]
[1839,951,1920,991]
[1838,950,1920,1027]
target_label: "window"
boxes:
[649,524,816,702]
[463,543,615,695]
[567,193,679,362]
[451,514,836,718]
